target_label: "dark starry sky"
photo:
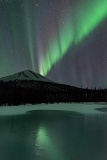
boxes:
[0,0,107,88]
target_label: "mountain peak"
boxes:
[0,70,51,82]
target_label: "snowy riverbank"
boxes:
[0,103,107,116]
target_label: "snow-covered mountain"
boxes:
[0,70,103,105]
[0,70,51,82]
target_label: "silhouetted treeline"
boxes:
[0,80,107,105]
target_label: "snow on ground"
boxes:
[0,103,107,116]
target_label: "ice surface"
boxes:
[0,103,106,116]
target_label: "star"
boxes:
[36,3,38,7]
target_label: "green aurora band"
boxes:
[40,0,107,76]
[24,1,35,71]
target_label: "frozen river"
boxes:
[0,103,107,160]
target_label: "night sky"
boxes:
[0,0,107,88]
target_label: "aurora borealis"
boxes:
[0,0,107,88]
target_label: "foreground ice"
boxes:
[0,103,107,116]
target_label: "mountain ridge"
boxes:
[0,70,106,105]
[0,70,52,83]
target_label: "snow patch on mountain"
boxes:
[0,70,51,82]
